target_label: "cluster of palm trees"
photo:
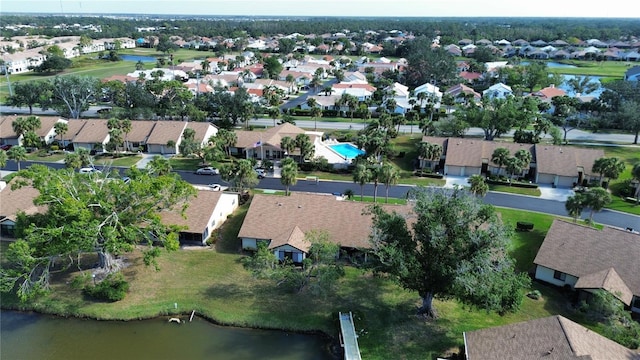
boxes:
[352,161,400,203]
[279,134,314,164]
[565,187,612,224]
[491,147,532,181]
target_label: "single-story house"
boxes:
[0,116,67,147]
[444,83,481,104]
[528,84,566,103]
[534,144,604,187]
[624,66,640,81]
[160,189,239,245]
[232,122,314,161]
[145,121,188,155]
[464,315,640,359]
[72,119,110,152]
[534,220,640,313]
[0,184,45,239]
[420,136,534,178]
[238,193,410,262]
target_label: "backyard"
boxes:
[0,200,616,359]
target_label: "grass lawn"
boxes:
[0,203,621,359]
[345,194,408,205]
[489,184,542,197]
[547,60,628,79]
[25,152,66,162]
[169,157,203,171]
[94,154,142,167]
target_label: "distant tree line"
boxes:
[2,15,639,44]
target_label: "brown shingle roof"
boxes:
[464,315,640,360]
[535,145,604,177]
[269,225,311,252]
[235,123,307,149]
[0,184,43,223]
[60,119,89,141]
[424,137,534,168]
[72,119,110,144]
[0,115,65,139]
[534,220,640,304]
[238,193,410,250]
[159,190,222,233]
[125,121,157,143]
[574,267,633,305]
[146,121,187,145]
[0,115,20,139]
[33,116,65,138]
[185,122,215,143]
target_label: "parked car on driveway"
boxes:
[207,184,228,191]
[79,167,102,174]
[195,167,220,175]
[255,169,266,179]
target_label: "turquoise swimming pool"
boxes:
[329,143,365,159]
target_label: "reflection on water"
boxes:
[1,310,335,360]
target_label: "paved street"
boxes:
[2,160,639,230]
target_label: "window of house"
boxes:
[553,270,566,281]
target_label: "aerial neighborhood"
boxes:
[1,15,640,359]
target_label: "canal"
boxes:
[0,310,336,360]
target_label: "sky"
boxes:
[1,0,639,18]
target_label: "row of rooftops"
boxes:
[421,136,605,178]
[0,116,216,146]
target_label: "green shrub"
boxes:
[516,221,534,231]
[83,272,129,302]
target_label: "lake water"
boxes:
[520,61,578,69]
[0,310,336,360]
[120,55,157,63]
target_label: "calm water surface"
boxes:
[120,55,157,63]
[1,310,335,360]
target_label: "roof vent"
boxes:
[298,205,302,208]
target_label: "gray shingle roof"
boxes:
[534,220,640,304]
[464,315,640,360]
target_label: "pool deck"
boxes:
[315,140,354,166]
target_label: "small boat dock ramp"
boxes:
[338,312,362,360]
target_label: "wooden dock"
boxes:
[339,312,362,360]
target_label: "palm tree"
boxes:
[601,157,626,187]
[416,142,442,172]
[201,60,211,74]
[583,187,612,224]
[369,165,382,203]
[280,136,296,158]
[146,155,172,176]
[216,129,237,157]
[468,174,489,197]
[121,119,132,152]
[491,147,510,176]
[0,150,8,168]
[310,106,322,131]
[7,145,27,171]
[566,76,599,96]
[592,157,608,185]
[352,163,371,201]
[379,163,399,203]
[513,149,532,178]
[268,107,280,127]
[295,134,313,164]
[565,193,586,223]
[54,122,68,147]
[280,157,298,196]
[632,163,640,203]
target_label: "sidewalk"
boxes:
[134,153,172,169]
[443,175,574,201]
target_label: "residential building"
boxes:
[534,220,640,313]
[464,315,640,359]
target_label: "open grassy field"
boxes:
[1,200,617,359]
[546,60,629,80]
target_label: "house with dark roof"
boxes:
[444,84,482,105]
[534,220,640,313]
[0,185,46,239]
[624,66,640,81]
[72,119,110,152]
[464,315,640,359]
[238,193,409,262]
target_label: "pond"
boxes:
[120,54,157,63]
[520,61,578,68]
[0,310,336,360]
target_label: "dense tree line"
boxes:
[2,15,639,43]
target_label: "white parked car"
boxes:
[79,167,102,174]
[195,167,220,175]
[255,169,266,179]
[207,184,228,191]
